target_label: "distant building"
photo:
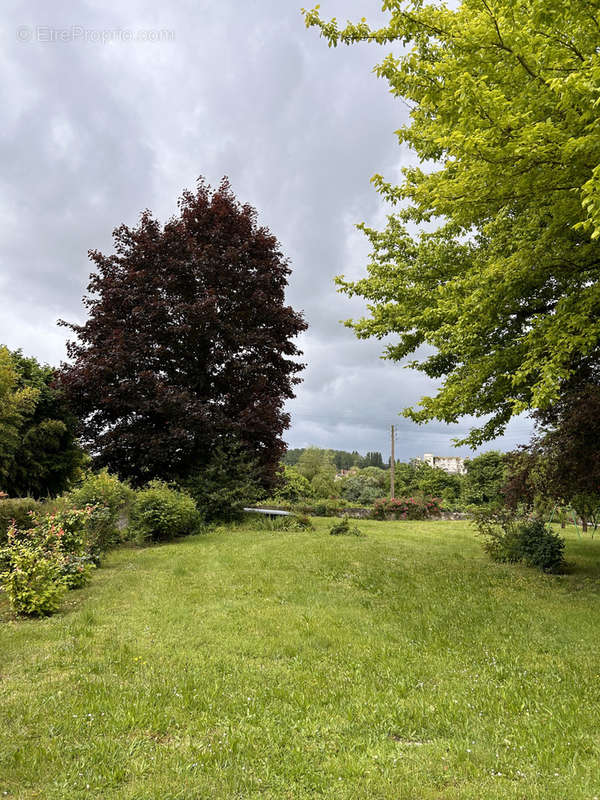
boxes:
[335,467,358,480]
[421,453,466,475]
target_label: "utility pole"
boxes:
[390,424,395,499]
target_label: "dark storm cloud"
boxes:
[1,0,532,460]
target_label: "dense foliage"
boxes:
[0,496,38,545]
[474,509,566,573]
[462,451,506,506]
[341,467,388,505]
[272,448,504,512]
[271,465,312,503]
[372,495,442,521]
[0,347,83,497]
[184,443,264,521]
[129,481,200,543]
[67,470,134,552]
[503,384,600,529]
[59,178,306,492]
[0,505,107,615]
[305,1,600,445]
[1,537,66,617]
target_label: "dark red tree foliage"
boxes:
[503,384,600,526]
[59,178,307,488]
[533,384,600,502]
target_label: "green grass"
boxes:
[2,519,600,799]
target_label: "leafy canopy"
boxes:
[0,347,83,497]
[59,178,306,491]
[505,384,600,528]
[304,0,600,445]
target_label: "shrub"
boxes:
[272,466,312,503]
[474,510,566,573]
[185,445,263,522]
[517,519,566,573]
[329,515,364,537]
[293,513,314,530]
[59,554,95,589]
[371,495,442,520]
[130,481,200,543]
[0,505,105,615]
[0,497,39,545]
[67,470,133,551]
[0,535,66,616]
[341,471,387,505]
[21,507,99,585]
[473,508,522,563]
[69,470,132,519]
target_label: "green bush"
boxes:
[271,466,312,503]
[341,470,388,505]
[67,470,133,549]
[329,515,364,537]
[0,502,125,615]
[0,537,66,616]
[22,507,98,585]
[474,510,566,573]
[0,497,39,545]
[185,445,263,522]
[293,513,314,530]
[473,508,522,563]
[517,519,566,573]
[130,481,200,543]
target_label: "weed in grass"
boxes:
[329,515,364,537]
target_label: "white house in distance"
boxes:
[421,453,466,475]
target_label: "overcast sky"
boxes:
[2,0,532,461]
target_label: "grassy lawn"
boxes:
[2,519,600,799]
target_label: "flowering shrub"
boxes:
[371,495,443,520]
[0,535,66,616]
[0,506,101,615]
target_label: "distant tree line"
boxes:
[275,446,506,508]
[284,448,387,471]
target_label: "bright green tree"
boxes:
[272,465,312,502]
[462,451,506,506]
[0,348,84,497]
[0,347,38,485]
[296,447,336,482]
[415,463,463,501]
[304,1,600,445]
[310,469,339,499]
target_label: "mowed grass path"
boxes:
[2,520,600,799]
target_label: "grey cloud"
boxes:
[1,0,533,461]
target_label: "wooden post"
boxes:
[390,425,395,499]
